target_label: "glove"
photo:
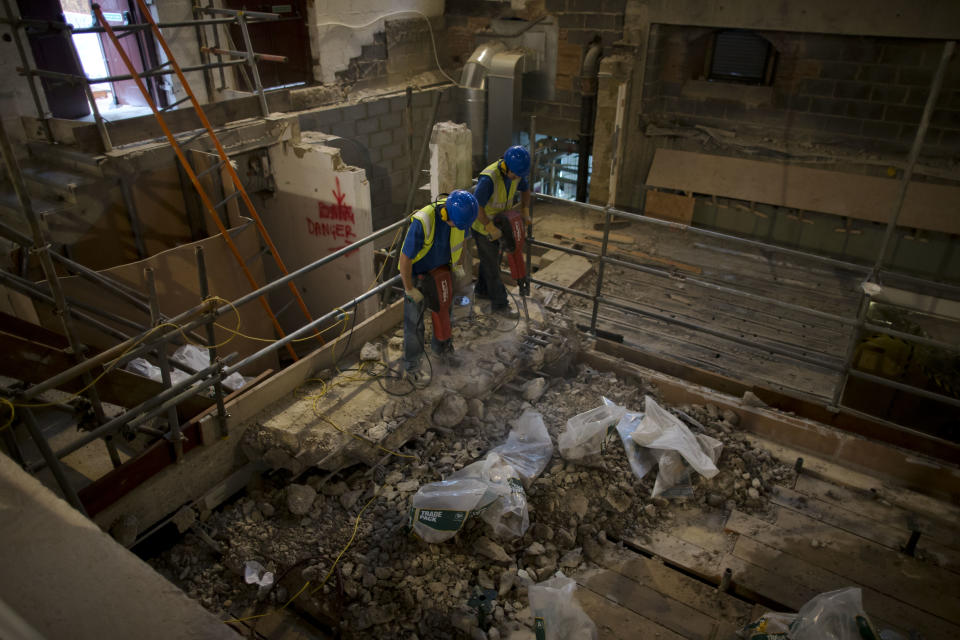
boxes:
[522,206,531,224]
[485,221,502,241]
[453,264,466,280]
[404,288,424,304]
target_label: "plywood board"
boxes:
[645,190,695,225]
[646,149,960,235]
[573,585,687,640]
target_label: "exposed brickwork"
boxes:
[643,27,960,157]
[297,88,456,229]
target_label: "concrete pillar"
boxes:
[429,121,473,200]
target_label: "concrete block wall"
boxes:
[643,26,960,158]
[296,87,457,230]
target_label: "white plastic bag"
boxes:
[528,572,597,640]
[604,397,657,481]
[451,452,529,540]
[172,344,249,391]
[558,402,626,465]
[125,357,190,385]
[739,587,880,640]
[632,397,719,479]
[408,477,497,543]
[490,409,553,486]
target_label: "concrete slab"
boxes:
[0,455,237,640]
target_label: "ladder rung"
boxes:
[196,160,225,179]
[213,190,241,210]
[160,95,191,113]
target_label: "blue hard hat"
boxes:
[444,190,479,230]
[503,145,531,178]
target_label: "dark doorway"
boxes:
[17,0,89,118]
[221,1,312,90]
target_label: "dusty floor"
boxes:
[148,354,798,639]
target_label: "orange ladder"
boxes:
[93,1,322,361]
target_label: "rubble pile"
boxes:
[148,364,794,639]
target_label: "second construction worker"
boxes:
[472,145,532,318]
[398,190,479,381]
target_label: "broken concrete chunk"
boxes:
[468,398,485,419]
[340,489,363,510]
[559,547,582,568]
[742,391,767,407]
[525,541,546,556]
[286,483,316,515]
[360,341,382,362]
[475,536,512,564]
[397,479,420,493]
[432,392,468,428]
[522,377,547,402]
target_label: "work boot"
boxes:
[402,368,427,386]
[491,304,519,320]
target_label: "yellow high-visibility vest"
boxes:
[472,160,520,236]
[408,199,465,266]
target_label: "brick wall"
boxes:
[643,26,960,157]
[296,88,456,230]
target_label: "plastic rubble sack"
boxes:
[408,477,498,543]
[172,344,249,391]
[603,397,657,481]
[650,433,724,498]
[490,409,553,487]
[558,401,626,465]
[528,572,598,640]
[451,452,529,540]
[125,357,190,385]
[738,587,881,640]
[632,396,720,479]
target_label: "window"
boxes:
[707,30,774,85]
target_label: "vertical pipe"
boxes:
[237,12,269,117]
[195,246,228,439]
[119,175,147,259]
[526,115,536,283]
[145,268,185,462]
[21,409,88,514]
[831,289,871,409]
[208,2,227,90]
[0,0,54,142]
[871,41,955,278]
[576,42,603,202]
[589,207,612,335]
[63,22,112,152]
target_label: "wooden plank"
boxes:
[645,190,695,224]
[577,569,717,638]
[721,551,818,610]
[625,530,724,582]
[583,230,635,245]
[553,232,702,274]
[646,149,960,235]
[591,547,752,633]
[793,474,960,553]
[725,508,960,625]
[770,485,960,574]
[572,584,687,640]
[730,535,960,639]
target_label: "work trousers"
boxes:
[473,230,508,309]
[402,277,453,372]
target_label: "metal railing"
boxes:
[0,2,287,152]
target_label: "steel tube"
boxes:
[64,22,111,151]
[224,276,400,375]
[25,59,246,84]
[862,323,960,353]
[589,206,612,334]
[237,13,268,117]
[846,369,960,410]
[199,7,281,19]
[196,246,228,439]
[201,46,287,63]
[146,268,184,462]
[21,409,88,514]
[534,193,871,274]
[871,41,955,278]
[0,0,53,141]
[28,357,232,472]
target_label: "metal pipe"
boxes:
[47,252,151,315]
[201,46,287,63]
[8,16,244,34]
[871,41,955,279]
[862,323,960,353]
[146,268,184,463]
[534,193,871,274]
[21,409,88,514]
[0,0,53,142]
[576,41,603,202]
[28,357,232,473]
[198,7,281,20]
[236,12,269,117]
[224,276,400,375]
[63,21,112,151]
[526,115,536,285]
[846,369,960,410]
[24,59,246,85]
[589,206,612,334]
[196,246,228,439]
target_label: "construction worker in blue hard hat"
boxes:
[471,145,531,319]
[398,190,479,382]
